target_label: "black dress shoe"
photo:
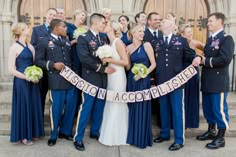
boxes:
[206,137,225,149]
[168,143,184,151]
[48,139,57,146]
[89,134,99,140]
[196,124,216,141]
[74,141,85,151]
[153,137,170,143]
[58,133,73,141]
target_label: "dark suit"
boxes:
[155,34,195,144]
[143,28,163,50]
[201,30,235,129]
[35,35,78,139]
[74,30,108,142]
[31,24,50,113]
[143,28,163,128]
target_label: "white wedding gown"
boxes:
[99,38,129,146]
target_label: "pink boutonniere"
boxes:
[48,41,55,48]
[89,40,97,48]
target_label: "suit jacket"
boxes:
[76,30,108,89]
[155,34,195,85]
[201,30,235,93]
[35,35,73,90]
[31,24,50,47]
[143,28,163,51]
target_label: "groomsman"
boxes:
[31,8,57,113]
[153,19,201,151]
[35,19,78,146]
[196,12,235,149]
[143,12,163,128]
[135,12,147,29]
[73,13,115,151]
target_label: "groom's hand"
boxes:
[104,67,116,74]
[53,62,65,71]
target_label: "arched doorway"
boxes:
[144,0,209,44]
[17,0,86,26]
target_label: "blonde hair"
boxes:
[127,22,142,40]
[73,9,87,21]
[11,22,28,40]
[178,24,191,35]
[110,20,122,38]
[100,8,111,14]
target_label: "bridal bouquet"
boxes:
[73,27,87,39]
[131,63,148,81]
[24,65,43,81]
[96,45,113,59]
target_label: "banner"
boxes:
[60,65,197,103]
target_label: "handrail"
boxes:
[231,53,236,91]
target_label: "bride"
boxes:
[98,21,129,146]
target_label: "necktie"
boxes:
[165,36,169,47]
[47,26,52,33]
[58,37,62,43]
[153,31,158,39]
[96,34,102,45]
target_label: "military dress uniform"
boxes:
[35,34,78,141]
[73,30,108,149]
[154,33,195,149]
[31,24,51,113]
[197,29,235,148]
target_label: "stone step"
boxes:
[1,105,236,123]
[1,122,236,137]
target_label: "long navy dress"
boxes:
[127,44,152,148]
[121,31,132,46]
[184,49,200,128]
[10,41,44,142]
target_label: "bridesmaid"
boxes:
[178,24,205,128]
[8,22,44,145]
[118,15,132,46]
[67,9,88,74]
[126,23,156,148]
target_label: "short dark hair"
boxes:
[147,12,159,20]
[135,12,146,23]
[50,19,64,30]
[90,13,106,25]
[208,12,226,24]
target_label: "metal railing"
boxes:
[231,54,236,91]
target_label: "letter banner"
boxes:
[60,65,197,103]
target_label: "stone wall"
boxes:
[0,0,235,88]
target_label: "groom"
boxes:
[73,13,116,151]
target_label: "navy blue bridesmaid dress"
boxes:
[121,31,132,46]
[10,41,44,142]
[127,44,152,148]
[184,49,200,128]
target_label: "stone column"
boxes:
[0,12,14,82]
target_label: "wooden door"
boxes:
[18,0,86,26]
[144,0,208,45]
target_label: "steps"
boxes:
[1,82,236,137]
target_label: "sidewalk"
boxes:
[0,136,236,157]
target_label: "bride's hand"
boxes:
[101,57,111,63]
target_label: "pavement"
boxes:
[0,135,236,157]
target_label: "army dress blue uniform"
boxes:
[201,30,235,131]
[155,34,195,145]
[35,34,78,140]
[31,24,51,113]
[74,30,108,143]
[143,27,163,128]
